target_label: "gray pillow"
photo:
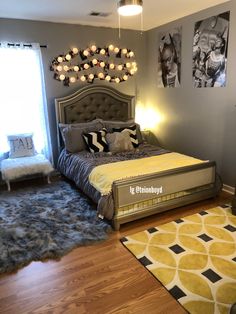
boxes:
[102,119,134,132]
[106,131,134,153]
[102,119,143,144]
[59,119,103,143]
[63,120,104,153]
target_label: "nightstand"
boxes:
[141,130,151,142]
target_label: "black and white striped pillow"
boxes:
[83,128,109,153]
[112,125,139,148]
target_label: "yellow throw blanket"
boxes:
[89,152,206,196]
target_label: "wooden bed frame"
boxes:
[55,84,219,230]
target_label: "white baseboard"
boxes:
[223,184,235,195]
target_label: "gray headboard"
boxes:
[55,84,135,150]
[55,84,135,124]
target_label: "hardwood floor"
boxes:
[0,190,232,314]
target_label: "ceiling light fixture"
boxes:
[117,0,143,16]
[117,0,143,38]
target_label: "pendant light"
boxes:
[117,0,143,17]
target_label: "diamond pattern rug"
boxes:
[121,206,236,314]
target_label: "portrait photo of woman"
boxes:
[157,27,182,88]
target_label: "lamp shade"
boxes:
[117,0,143,17]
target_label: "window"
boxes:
[0,43,52,161]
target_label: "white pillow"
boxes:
[7,133,36,158]
[106,131,134,153]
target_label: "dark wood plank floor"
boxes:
[0,185,232,314]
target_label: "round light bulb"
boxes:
[114,47,119,53]
[92,59,98,65]
[123,75,128,81]
[98,72,104,79]
[63,65,69,71]
[91,45,97,52]
[57,56,63,63]
[105,75,111,81]
[88,74,94,80]
[117,65,123,71]
[122,48,128,54]
[100,49,106,55]
[100,61,105,68]
[65,54,71,61]
[72,47,79,54]
[109,63,115,70]
[59,74,65,81]
[83,50,89,56]
[70,77,76,83]
[80,75,86,81]
[109,44,114,51]
[129,51,134,57]
[74,66,79,72]
[84,63,89,69]
[130,69,135,75]
[115,78,120,83]
[56,65,63,71]
[126,62,131,68]
[132,62,137,67]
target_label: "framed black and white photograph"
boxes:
[192,11,230,88]
[157,27,182,88]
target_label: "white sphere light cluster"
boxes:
[72,47,79,54]
[50,43,138,86]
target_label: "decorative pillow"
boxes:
[112,125,139,148]
[106,131,134,153]
[7,133,36,158]
[59,119,103,144]
[134,123,143,144]
[83,128,109,153]
[63,122,104,153]
[101,120,143,144]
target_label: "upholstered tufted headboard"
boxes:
[55,84,135,151]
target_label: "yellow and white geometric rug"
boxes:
[121,206,236,314]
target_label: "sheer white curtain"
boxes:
[0,43,52,161]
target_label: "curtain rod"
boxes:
[0,42,47,48]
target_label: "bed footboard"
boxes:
[112,161,218,230]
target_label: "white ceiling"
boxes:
[0,0,230,31]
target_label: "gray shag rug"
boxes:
[0,180,111,274]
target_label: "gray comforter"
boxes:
[57,144,169,220]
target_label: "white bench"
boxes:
[1,154,54,191]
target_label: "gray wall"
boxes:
[0,19,147,161]
[145,1,236,187]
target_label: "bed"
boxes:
[55,85,220,230]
